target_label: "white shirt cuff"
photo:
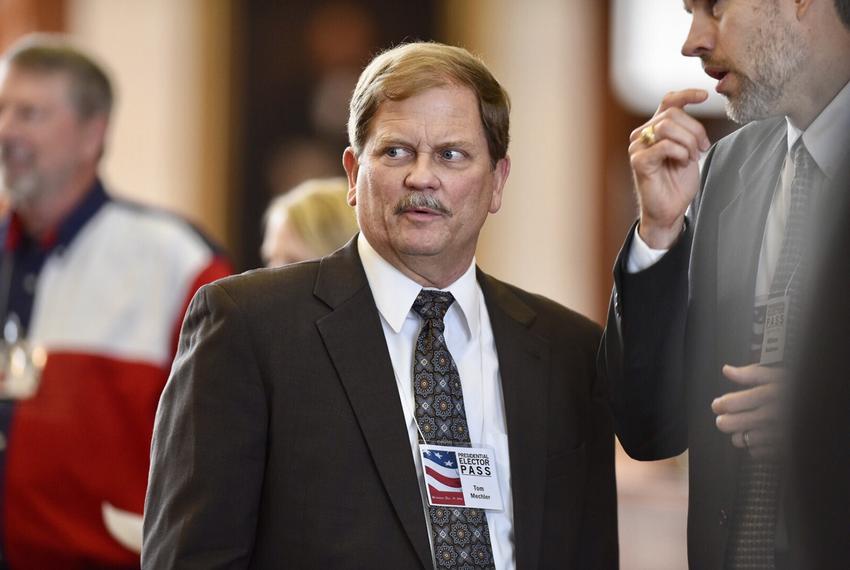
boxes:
[626,226,670,273]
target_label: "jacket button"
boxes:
[719,508,728,526]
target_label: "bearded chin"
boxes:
[725,93,770,125]
[725,16,807,125]
[1,171,40,205]
[724,76,785,125]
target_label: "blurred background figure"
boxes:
[261,177,358,267]
[0,34,230,567]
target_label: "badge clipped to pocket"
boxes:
[755,294,788,365]
[419,444,503,511]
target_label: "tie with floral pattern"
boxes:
[412,290,495,570]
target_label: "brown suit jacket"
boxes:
[143,239,617,569]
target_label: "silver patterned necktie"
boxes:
[729,140,821,569]
[412,290,495,570]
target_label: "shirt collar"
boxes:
[357,233,480,340]
[786,78,850,180]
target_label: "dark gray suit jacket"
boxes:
[600,118,792,569]
[143,239,618,569]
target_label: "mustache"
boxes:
[394,193,451,216]
[702,56,730,69]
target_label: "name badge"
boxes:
[757,294,788,365]
[419,444,503,511]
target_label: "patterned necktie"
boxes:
[729,141,821,570]
[412,290,495,570]
[770,140,822,359]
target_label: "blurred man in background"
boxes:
[600,0,850,568]
[261,176,358,267]
[0,35,230,567]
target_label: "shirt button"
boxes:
[719,508,728,526]
[23,273,37,294]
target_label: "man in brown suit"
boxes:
[143,42,617,569]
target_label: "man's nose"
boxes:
[681,12,715,58]
[404,153,440,191]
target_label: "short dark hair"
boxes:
[3,34,113,120]
[348,41,510,167]
[836,0,850,28]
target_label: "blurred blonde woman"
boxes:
[261,177,359,267]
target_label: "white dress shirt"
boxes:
[627,78,850,291]
[357,233,516,569]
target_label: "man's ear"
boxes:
[80,114,109,162]
[488,155,511,214]
[793,0,815,20]
[343,147,359,206]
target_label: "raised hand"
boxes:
[629,89,711,248]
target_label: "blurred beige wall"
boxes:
[442,0,604,321]
[66,0,233,246]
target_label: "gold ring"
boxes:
[639,124,657,146]
[743,430,751,449]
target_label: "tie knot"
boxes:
[412,289,455,322]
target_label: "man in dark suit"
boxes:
[600,0,850,568]
[143,42,617,569]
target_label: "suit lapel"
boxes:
[479,271,550,570]
[313,246,551,568]
[717,123,787,366]
[314,241,432,569]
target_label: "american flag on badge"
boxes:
[423,449,465,506]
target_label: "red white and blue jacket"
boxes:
[0,181,230,568]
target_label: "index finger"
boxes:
[722,364,785,386]
[657,89,709,113]
[712,383,778,414]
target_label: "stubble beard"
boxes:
[0,169,40,205]
[724,16,807,124]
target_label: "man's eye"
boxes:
[18,106,44,122]
[385,147,411,158]
[709,0,723,16]
[440,149,464,161]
